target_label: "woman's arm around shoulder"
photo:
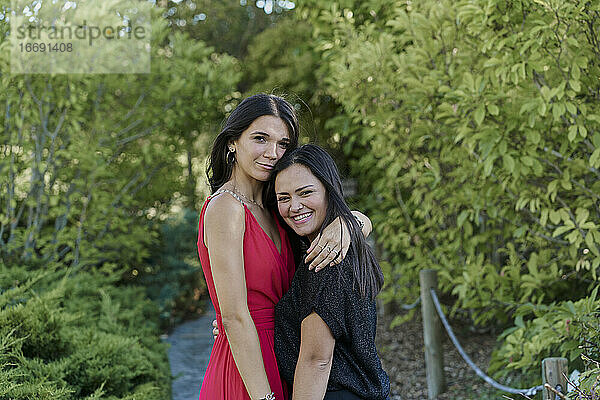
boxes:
[204,193,273,399]
[305,210,373,271]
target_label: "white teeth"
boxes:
[292,212,311,221]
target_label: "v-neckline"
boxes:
[243,204,283,257]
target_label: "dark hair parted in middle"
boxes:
[206,93,300,194]
[267,144,384,299]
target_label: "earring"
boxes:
[226,147,236,164]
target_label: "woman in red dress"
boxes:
[197,94,371,400]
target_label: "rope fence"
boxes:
[400,297,421,310]
[417,269,568,400]
[429,288,543,397]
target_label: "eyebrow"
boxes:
[250,131,290,142]
[276,184,314,196]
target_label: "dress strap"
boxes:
[211,189,245,207]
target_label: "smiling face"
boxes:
[230,115,291,182]
[275,164,328,241]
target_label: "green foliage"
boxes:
[297,0,600,384]
[242,15,352,173]
[163,0,292,59]
[0,2,242,396]
[491,288,599,376]
[0,3,240,271]
[140,208,207,331]
[0,262,170,399]
[567,302,600,399]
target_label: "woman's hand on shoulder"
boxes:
[305,211,372,272]
[305,216,349,272]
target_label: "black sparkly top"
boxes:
[274,251,390,399]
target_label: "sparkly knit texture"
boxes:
[274,251,390,399]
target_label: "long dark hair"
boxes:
[267,144,384,299]
[207,93,300,194]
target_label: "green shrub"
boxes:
[294,0,600,382]
[0,263,171,400]
[567,304,600,399]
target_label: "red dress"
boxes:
[197,192,295,400]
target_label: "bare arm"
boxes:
[292,312,336,400]
[204,195,272,399]
[306,210,373,271]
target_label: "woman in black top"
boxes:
[268,144,390,400]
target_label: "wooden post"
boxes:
[542,357,568,400]
[420,269,445,399]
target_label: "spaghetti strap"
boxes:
[211,189,245,206]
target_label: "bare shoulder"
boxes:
[204,192,245,236]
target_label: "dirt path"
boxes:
[376,310,502,399]
[164,304,216,400]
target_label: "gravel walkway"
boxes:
[164,303,216,400]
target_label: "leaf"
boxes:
[503,154,515,172]
[487,104,499,115]
[553,103,565,120]
[549,209,561,225]
[576,208,589,225]
[457,210,469,228]
[526,130,541,144]
[474,104,485,126]
[515,314,525,328]
[585,231,599,256]
[540,86,551,102]
[572,63,581,80]
[591,148,600,168]
[568,125,578,141]
[520,101,537,115]
[593,132,600,148]
[566,230,580,244]
[570,80,581,92]
[528,112,536,128]
[540,209,548,227]
[521,156,534,166]
[559,209,570,223]
[553,225,574,237]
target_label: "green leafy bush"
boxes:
[567,300,600,399]
[0,4,240,395]
[293,0,600,384]
[0,263,170,400]
[0,2,239,276]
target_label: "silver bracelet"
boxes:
[260,393,275,400]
